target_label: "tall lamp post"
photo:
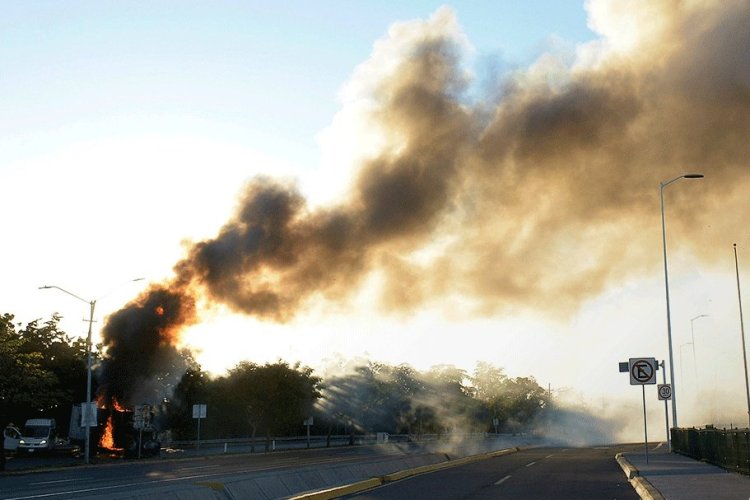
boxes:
[660,173,703,429]
[732,244,750,429]
[39,279,143,464]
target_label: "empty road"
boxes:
[348,445,641,499]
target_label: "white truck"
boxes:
[18,418,57,454]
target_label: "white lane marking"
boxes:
[525,461,537,467]
[4,473,216,499]
[494,475,512,485]
[176,464,221,471]
[654,442,665,450]
[545,454,554,459]
[30,479,81,486]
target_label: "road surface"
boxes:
[347,445,640,499]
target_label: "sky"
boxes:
[2,0,750,438]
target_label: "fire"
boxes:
[155,305,164,316]
[99,415,121,450]
[112,398,127,412]
[97,397,127,451]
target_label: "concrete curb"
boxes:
[615,452,638,480]
[614,453,665,500]
[287,477,384,500]
[630,476,665,500]
[290,447,521,500]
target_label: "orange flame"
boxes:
[98,398,127,451]
[155,305,164,316]
[99,415,120,450]
[112,398,127,412]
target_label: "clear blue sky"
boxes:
[1,1,594,170]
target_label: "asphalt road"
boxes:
[0,445,397,499]
[347,445,641,499]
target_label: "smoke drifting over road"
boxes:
[98,0,749,404]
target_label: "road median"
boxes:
[291,447,521,499]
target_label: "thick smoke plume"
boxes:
[98,0,750,404]
[98,285,196,406]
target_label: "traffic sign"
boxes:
[629,358,657,385]
[658,384,672,400]
[192,404,207,419]
[133,404,151,430]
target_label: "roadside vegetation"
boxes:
[1,314,549,447]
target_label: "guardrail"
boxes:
[671,426,750,475]
[163,432,510,455]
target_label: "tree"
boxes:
[222,361,321,449]
[0,313,88,469]
[494,376,548,432]
[165,356,210,440]
[471,362,508,429]
[0,314,86,425]
[422,364,482,433]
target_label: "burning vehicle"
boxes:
[96,401,162,458]
[69,401,162,459]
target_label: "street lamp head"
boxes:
[683,173,704,179]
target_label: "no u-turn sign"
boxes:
[629,357,657,385]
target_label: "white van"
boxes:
[18,419,57,453]
[3,424,21,452]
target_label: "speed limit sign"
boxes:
[658,384,672,400]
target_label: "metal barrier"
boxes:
[163,432,501,456]
[671,427,750,475]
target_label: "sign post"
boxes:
[192,404,207,449]
[658,360,672,451]
[133,405,151,459]
[628,357,657,464]
[304,417,313,449]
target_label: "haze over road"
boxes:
[348,445,642,499]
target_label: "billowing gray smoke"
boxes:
[98,0,750,404]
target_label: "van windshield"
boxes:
[22,426,50,438]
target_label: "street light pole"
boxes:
[39,278,143,464]
[660,173,703,429]
[732,244,750,429]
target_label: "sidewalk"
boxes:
[620,446,750,499]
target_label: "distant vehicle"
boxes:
[18,418,57,454]
[4,424,21,452]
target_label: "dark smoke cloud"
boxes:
[97,1,750,401]
[98,285,196,406]
[175,32,475,321]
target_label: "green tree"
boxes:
[0,314,86,425]
[220,361,321,449]
[495,376,548,432]
[471,362,508,430]
[165,356,210,440]
[422,364,482,433]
